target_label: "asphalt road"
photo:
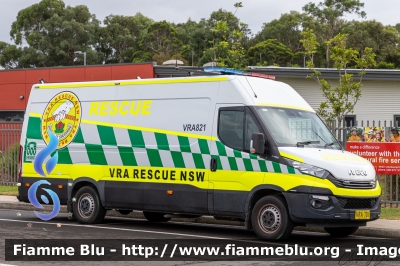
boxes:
[0,209,399,266]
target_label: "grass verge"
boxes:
[380,207,400,220]
[0,185,18,196]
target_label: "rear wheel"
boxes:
[73,186,106,224]
[251,195,294,240]
[324,227,359,237]
[143,211,171,222]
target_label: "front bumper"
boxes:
[283,192,380,226]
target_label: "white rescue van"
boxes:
[18,69,381,240]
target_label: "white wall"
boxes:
[278,77,400,124]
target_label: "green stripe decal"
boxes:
[272,162,282,173]
[258,160,267,172]
[98,125,117,146]
[128,130,145,148]
[147,149,163,167]
[216,142,227,156]
[178,136,191,153]
[73,128,85,143]
[192,153,206,169]
[198,139,210,155]
[243,158,253,171]
[26,117,41,140]
[228,157,238,171]
[118,146,137,166]
[233,150,242,158]
[171,151,185,168]
[58,147,72,164]
[24,116,301,175]
[155,132,169,151]
[85,144,107,165]
[287,166,295,174]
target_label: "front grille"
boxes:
[338,197,378,209]
[328,176,375,189]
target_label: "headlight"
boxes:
[284,158,330,179]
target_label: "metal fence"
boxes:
[0,124,22,186]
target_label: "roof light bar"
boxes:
[204,67,275,80]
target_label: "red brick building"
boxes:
[0,63,154,123]
[0,63,154,149]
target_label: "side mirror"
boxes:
[251,133,266,155]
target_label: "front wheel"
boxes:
[251,196,294,241]
[73,186,106,224]
[143,211,171,222]
[324,227,359,237]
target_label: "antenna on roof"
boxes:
[39,78,46,84]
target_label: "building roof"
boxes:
[154,65,400,81]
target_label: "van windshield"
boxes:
[256,107,340,149]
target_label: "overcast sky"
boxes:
[1,0,399,43]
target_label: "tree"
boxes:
[254,11,312,53]
[8,0,100,67]
[303,0,366,67]
[201,3,249,69]
[0,42,21,69]
[248,39,293,66]
[301,29,376,126]
[137,21,182,62]
[96,13,153,64]
[10,0,65,46]
[342,20,399,65]
[174,19,208,66]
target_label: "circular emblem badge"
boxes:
[41,92,81,150]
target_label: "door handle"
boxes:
[210,158,217,172]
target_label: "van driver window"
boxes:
[244,113,261,152]
[219,110,244,150]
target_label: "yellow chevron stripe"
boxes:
[279,152,305,163]
[34,77,229,89]
[257,102,314,112]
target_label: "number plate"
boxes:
[355,210,370,220]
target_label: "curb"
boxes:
[1,202,400,239]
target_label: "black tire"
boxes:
[118,210,132,215]
[251,195,294,241]
[73,186,106,224]
[143,211,171,222]
[324,227,359,237]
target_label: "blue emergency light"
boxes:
[204,67,275,80]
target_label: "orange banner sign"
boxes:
[346,142,400,174]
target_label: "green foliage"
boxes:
[248,39,293,66]
[96,13,153,64]
[342,20,399,65]
[0,42,21,69]
[7,0,100,67]
[303,0,366,67]
[254,11,312,53]
[301,29,376,125]
[0,143,20,181]
[139,21,182,59]
[2,0,400,71]
[376,62,396,69]
[201,4,249,69]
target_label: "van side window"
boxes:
[219,110,244,150]
[244,113,262,152]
